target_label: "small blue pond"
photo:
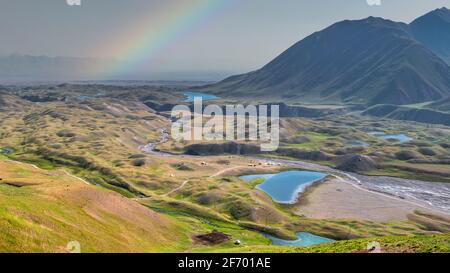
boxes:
[183,91,218,102]
[345,140,369,147]
[0,148,15,155]
[368,132,412,143]
[265,232,335,247]
[379,134,413,142]
[240,171,327,204]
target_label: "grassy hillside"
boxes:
[216,233,450,253]
[200,17,450,105]
[0,157,189,253]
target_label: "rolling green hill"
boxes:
[216,233,450,253]
[0,158,189,253]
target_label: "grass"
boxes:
[0,159,190,253]
[285,213,445,241]
[145,207,273,252]
[140,185,450,249]
[247,178,265,189]
[284,132,330,150]
[1,88,450,253]
[142,198,233,223]
[11,152,140,197]
[216,233,450,253]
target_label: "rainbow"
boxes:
[100,0,233,79]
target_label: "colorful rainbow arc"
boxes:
[100,0,233,79]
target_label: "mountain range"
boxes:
[0,55,116,81]
[201,8,450,107]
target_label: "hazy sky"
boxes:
[0,0,449,78]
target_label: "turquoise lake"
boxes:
[368,132,412,143]
[265,232,335,247]
[183,91,218,102]
[240,171,327,204]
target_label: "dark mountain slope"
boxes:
[202,17,450,106]
[411,7,450,65]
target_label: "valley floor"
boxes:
[297,178,441,222]
[0,83,449,253]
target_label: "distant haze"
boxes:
[0,0,449,80]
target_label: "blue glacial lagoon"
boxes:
[265,232,335,247]
[183,91,218,102]
[368,132,412,143]
[240,171,327,204]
